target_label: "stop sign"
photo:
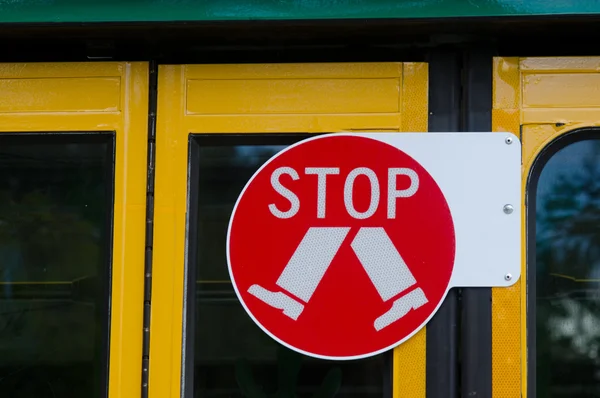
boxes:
[227,134,456,360]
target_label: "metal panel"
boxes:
[491,56,523,398]
[2,0,600,23]
[392,62,429,398]
[186,78,401,115]
[0,62,149,398]
[152,62,429,398]
[0,77,120,112]
[493,55,600,398]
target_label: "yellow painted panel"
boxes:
[153,61,427,398]
[522,108,600,124]
[0,77,120,113]
[521,124,562,163]
[0,112,121,132]
[0,62,148,398]
[183,114,403,133]
[185,62,403,79]
[187,78,400,115]
[492,56,522,398]
[0,77,120,112]
[492,109,520,134]
[491,283,522,398]
[153,64,186,398]
[401,63,428,132]
[520,56,600,72]
[523,73,600,108]
[393,329,426,398]
[493,57,520,110]
[0,62,124,78]
[109,62,149,398]
[394,61,428,398]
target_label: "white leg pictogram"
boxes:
[247,226,428,329]
[247,285,305,320]
[373,287,428,331]
[350,227,429,330]
[247,227,350,320]
[350,227,418,301]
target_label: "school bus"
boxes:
[0,1,599,397]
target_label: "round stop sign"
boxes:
[227,134,455,360]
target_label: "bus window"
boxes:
[185,134,391,398]
[0,133,113,397]
[534,133,600,397]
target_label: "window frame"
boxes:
[0,62,149,398]
[526,127,600,397]
[153,62,428,398]
[184,133,316,397]
[0,131,116,398]
[492,56,600,397]
[184,132,396,398]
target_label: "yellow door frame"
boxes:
[151,62,428,398]
[0,62,149,398]
[493,56,600,398]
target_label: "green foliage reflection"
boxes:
[536,138,600,397]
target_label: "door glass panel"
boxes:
[188,134,389,398]
[535,135,600,397]
[0,133,114,398]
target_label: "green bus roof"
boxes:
[1,0,599,24]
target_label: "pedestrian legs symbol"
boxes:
[247,227,428,330]
[248,227,349,320]
[350,227,428,330]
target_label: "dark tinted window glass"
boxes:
[0,134,113,398]
[535,136,600,397]
[189,135,389,398]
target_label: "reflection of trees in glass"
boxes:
[0,138,110,398]
[536,139,600,397]
[0,186,99,345]
[194,140,384,398]
[196,144,286,281]
[234,146,287,166]
[538,140,600,272]
[235,344,342,398]
[0,189,99,282]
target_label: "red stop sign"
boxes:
[227,134,455,360]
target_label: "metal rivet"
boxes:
[505,273,512,281]
[503,204,514,214]
[505,136,513,145]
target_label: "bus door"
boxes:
[0,62,147,398]
[493,56,600,398]
[150,62,431,398]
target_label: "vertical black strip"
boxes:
[142,60,158,398]
[526,140,540,398]
[459,47,493,398]
[183,138,201,398]
[426,49,461,398]
[101,134,117,398]
[383,346,393,398]
[527,168,537,398]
